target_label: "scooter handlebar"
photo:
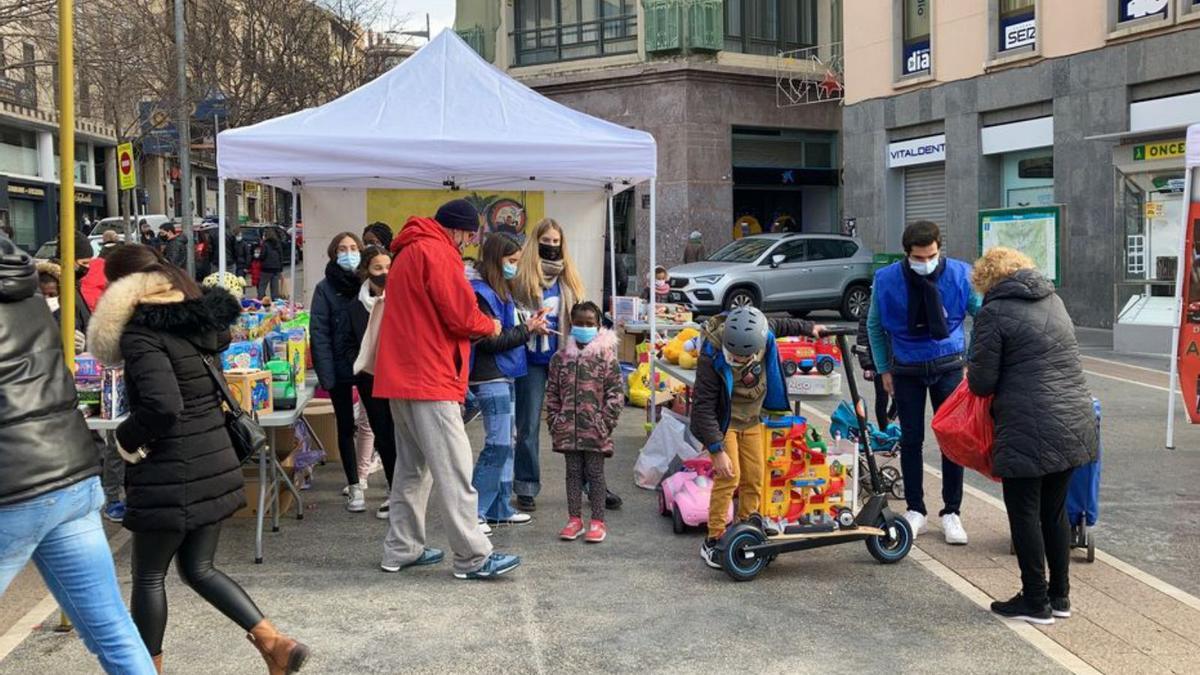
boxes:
[820,325,856,337]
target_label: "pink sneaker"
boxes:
[584,520,607,543]
[559,517,585,540]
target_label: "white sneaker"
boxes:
[478,518,493,537]
[903,510,927,537]
[346,484,366,513]
[375,502,390,520]
[489,512,533,525]
[342,480,367,497]
[942,513,968,545]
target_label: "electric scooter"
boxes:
[717,326,914,581]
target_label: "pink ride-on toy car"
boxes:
[658,457,734,534]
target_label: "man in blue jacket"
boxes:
[868,220,979,545]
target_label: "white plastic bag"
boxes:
[633,409,701,489]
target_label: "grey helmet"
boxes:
[723,307,769,357]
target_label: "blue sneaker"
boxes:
[379,547,444,573]
[454,553,521,580]
[102,501,125,523]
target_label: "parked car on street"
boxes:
[666,233,874,320]
[89,214,172,237]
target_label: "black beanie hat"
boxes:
[434,199,480,232]
[73,229,94,260]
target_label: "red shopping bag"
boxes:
[931,380,999,482]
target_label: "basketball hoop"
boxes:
[777,43,844,107]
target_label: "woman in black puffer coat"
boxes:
[967,247,1098,626]
[89,244,309,674]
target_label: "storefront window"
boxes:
[512,0,637,65]
[0,127,39,176]
[996,0,1036,54]
[724,0,818,55]
[53,139,90,184]
[900,0,931,77]
[1114,0,1169,26]
[1002,149,1054,208]
[9,199,37,249]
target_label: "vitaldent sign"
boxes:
[887,134,946,168]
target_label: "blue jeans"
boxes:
[893,368,965,517]
[470,381,517,520]
[0,477,156,674]
[514,363,549,498]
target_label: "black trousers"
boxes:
[357,375,397,488]
[131,522,263,656]
[871,374,895,428]
[1002,469,1074,605]
[328,382,361,487]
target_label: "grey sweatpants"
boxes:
[382,400,493,573]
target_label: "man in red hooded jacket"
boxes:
[374,199,522,579]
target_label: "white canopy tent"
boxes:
[215,29,662,406]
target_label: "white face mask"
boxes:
[909,255,939,276]
[722,347,756,368]
[46,296,60,313]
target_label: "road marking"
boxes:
[1080,354,1168,375]
[1081,369,1171,393]
[908,548,1102,675]
[801,403,1200,612]
[0,528,131,664]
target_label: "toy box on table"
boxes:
[759,416,854,533]
[74,354,127,419]
[225,368,273,415]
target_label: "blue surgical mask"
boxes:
[502,262,518,280]
[909,255,939,276]
[337,251,361,271]
[571,326,598,344]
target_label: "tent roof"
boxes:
[216,30,656,192]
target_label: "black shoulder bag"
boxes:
[202,356,269,464]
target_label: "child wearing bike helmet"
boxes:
[690,306,825,570]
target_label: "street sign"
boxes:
[117,142,136,190]
[1132,140,1186,162]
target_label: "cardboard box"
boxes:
[302,398,340,467]
[287,331,307,386]
[225,368,274,415]
[233,451,296,518]
[787,372,842,398]
[612,296,642,326]
[223,340,265,370]
[617,329,641,364]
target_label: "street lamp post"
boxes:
[174,0,194,278]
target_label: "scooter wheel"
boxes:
[866,515,913,564]
[721,524,768,582]
[672,505,686,535]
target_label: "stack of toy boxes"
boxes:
[759,416,852,529]
[225,368,273,415]
[74,353,103,417]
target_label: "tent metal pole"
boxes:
[1166,164,1196,449]
[289,186,298,304]
[607,187,617,325]
[217,176,226,279]
[647,177,657,430]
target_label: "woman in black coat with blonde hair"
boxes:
[967,246,1098,626]
[89,244,309,674]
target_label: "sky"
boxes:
[389,0,455,37]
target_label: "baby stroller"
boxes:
[1067,398,1102,562]
[830,401,905,501]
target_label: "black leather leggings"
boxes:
[131,522,264,656]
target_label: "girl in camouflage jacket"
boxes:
[545,302,624,543]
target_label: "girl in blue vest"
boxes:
[512,218,586,512]
[470,233,550,527]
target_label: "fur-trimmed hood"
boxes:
[561,327,617,358]
[36,260,62,282]
[87,271,240,365]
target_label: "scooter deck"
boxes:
[766,526,886,542]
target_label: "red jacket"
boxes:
[79,258,108,312]
[373,217,494,402]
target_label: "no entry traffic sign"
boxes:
[117,142,136,190]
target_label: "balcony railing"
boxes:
[511,14,639,66]
[457,25,491,62]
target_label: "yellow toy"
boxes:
[758,416,853,529]
[627,362,671,408]
[678,336,701,369]
[662,328,700,364]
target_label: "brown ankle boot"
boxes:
[246,619,310,674]
[152,653,163,674]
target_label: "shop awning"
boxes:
[1084,124,1190,143]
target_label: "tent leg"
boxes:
[217,176,226,279]
[608,188,617,323]
[289,186,298,304]
[647,178,657,431]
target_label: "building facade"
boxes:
[455,0,845,288]
[842,0,1200,335]
[0,36,118,250]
